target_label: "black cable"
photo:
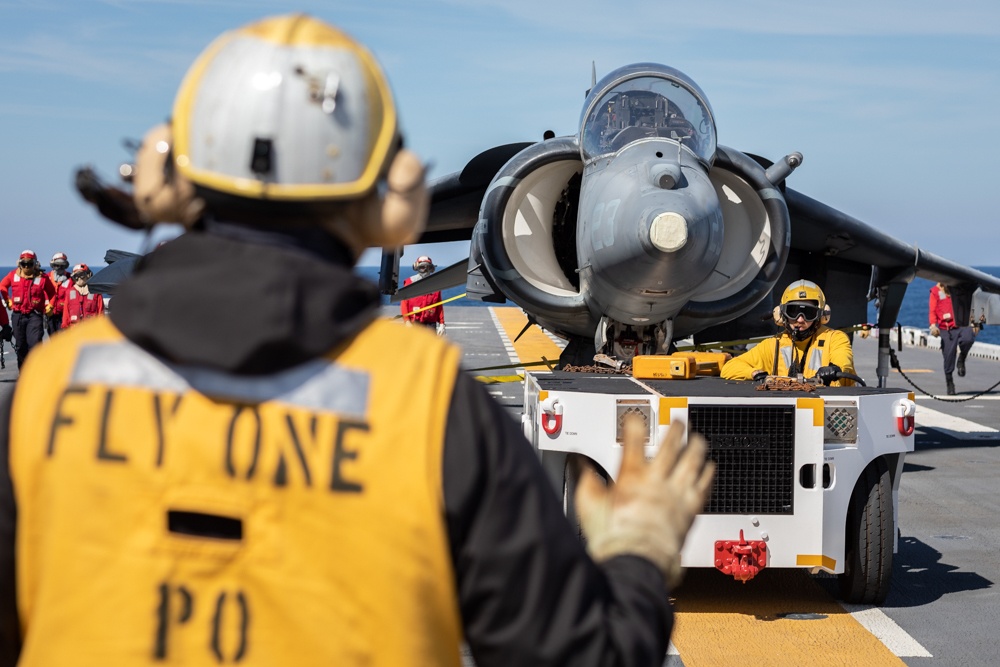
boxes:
[836,371,866,387]
[888,347,1000,402]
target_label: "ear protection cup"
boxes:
[132,123,204,227]
[377,148,429,247]
[337,148,429,252]
[821,304,831,325]
[772,306,785,327]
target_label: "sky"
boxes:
[2,0,999,271]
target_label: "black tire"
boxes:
[840,457,894,604]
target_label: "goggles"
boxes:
[18,259,34,268]
[780,302,820,322]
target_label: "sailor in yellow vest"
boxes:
[722,279,857,386]
[0,15,713,666]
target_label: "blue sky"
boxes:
[2,0,998,270]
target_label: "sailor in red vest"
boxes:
[46,252,71,335]
[928,282,976,395]
[61,263,105,329]
[0,250,56,368]
[400,255,445,335]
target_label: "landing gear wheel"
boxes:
[840,457,893,604]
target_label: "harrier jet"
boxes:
[388,63,1000,383]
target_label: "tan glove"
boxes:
[929,323,940,337]
[45,303,54,316]
[576,417,714,588]
[132,123,204,227]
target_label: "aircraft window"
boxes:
[581,76,716,164]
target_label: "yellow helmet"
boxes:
[172,14,398,202]
[780,279,826,310]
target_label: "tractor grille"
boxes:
[689,405,796,515]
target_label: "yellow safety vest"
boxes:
[10,316,463,666]
[721,326,856,386]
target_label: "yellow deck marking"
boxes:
[671,569,905,666]
[491,307,563,369]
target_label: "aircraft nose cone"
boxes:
[649,212,688,252]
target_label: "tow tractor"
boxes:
[523,364,916,604]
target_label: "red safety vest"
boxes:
[63,288,105,328]
[2,272,51,314]
[50,275,70,315]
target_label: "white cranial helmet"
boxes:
[172,14,398,203]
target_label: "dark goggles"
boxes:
[781,302,820,322]
[18,259,34,268]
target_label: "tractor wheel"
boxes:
[840,457,894,604]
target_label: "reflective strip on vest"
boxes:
[778,340,825,375]
[71,341,370,419]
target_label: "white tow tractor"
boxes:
[523,371,916,604]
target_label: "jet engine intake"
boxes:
[470,137,597,337]
[673,146,792,336]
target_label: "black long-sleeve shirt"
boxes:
[0,231,671,666]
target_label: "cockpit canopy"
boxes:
[580,64,717,165]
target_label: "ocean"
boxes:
[10,264,997,346]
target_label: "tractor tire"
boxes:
[840,457,894,604]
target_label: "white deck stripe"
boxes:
[488,307,521,371]
[916,404,999,439]
[667,640,679,656]
[915,394,1000,401]
[840,605,932,657]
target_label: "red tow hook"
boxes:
[714,529,767,583]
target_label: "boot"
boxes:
[957,352,967,377]
[946,373,956,396]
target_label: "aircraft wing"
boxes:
[390,258,469,304]
[785,188,1000,293]
[397,140,1000,311]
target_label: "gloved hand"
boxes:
[751,370,768,383]
[0,324,11,342]
[929,323,940,337]
[816,364,841,385]
[576,417,714,588]
[45,303,54,317]
[436,322,446,337]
